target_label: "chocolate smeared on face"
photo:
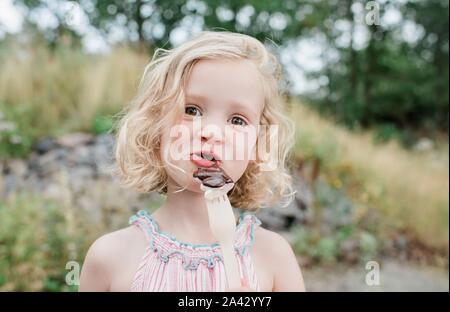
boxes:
[193,165,234,188]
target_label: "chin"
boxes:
[185,182,204,194]
[172,175,204,192]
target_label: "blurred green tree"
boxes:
[305,0,448,141]
[82,0,316,49]
[14,0,83,48]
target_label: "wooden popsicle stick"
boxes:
[220,240,241,289]
[203,184,241,289]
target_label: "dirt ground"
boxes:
[302,260,449,292]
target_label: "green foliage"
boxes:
[373,123,416,147]
[0,102,37,158]
[314,237,339,264]
[0,194,81,291]
[295,126,341,168]
[81,0,312,49]
[359,231,378,263]
[373,123,401,143]
[92,114,114,135]
[307,0,449,141]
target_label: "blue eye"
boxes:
[185,105,202,116]
[230,116,248,126]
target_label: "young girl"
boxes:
[79,31,305,292]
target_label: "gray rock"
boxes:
[31,148,68,177]
[5,158,28,177]
[413,137,434,152]
[69,166,94,194]
[92,133,115,176]
[33,137,56,155]
[67,145,93,167]
[256,172,315,230]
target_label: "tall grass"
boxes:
[0,40,149,156]
[291,101,449,249]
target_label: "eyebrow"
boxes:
[185,93,260,121]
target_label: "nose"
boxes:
[200,123,225,145]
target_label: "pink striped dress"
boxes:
[128,210,262,292]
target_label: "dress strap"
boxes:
[234,212,262,256]
[129,210,155,243]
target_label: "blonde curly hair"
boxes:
[113,31,296,212]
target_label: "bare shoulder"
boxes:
[252,226,295,262]
[89,225,144,260]
[252,226,306,292]
[79,225,146,291]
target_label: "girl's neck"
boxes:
[151,182,218,244]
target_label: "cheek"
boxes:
[225,159,250,183]
[229,131,257,161]
[160,122,193,160]
[224,131,257,182]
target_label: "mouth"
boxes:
[190,151,222,168]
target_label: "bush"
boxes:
[0,103,36,157]
[92,113,115,135]
[0,194,81,291]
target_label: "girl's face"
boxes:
[160,58,265,193]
